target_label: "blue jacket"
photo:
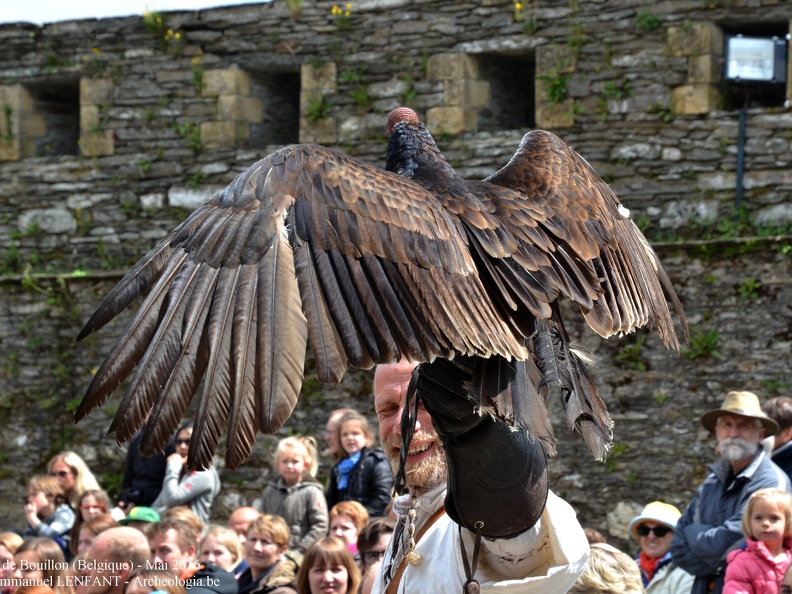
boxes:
[670,448,791,594]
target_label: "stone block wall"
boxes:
[0,0,791,545]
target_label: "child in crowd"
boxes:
[68,488,116,556]
[328,501,369,563]
[325,412,393,517]
[724,488,792,594]
[22,475,76,557]
[258,436,328,552]
[199,525,247,578]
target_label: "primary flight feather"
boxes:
[76,107,687,470]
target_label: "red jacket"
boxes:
[723,537,792,594]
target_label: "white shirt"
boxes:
[372,486,589,593]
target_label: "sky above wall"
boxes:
[0,0,268,25]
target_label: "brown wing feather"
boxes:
[484,129,688,347]
[78,143,530,469]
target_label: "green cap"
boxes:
[119,506,161,525]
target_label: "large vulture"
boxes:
[75,107,687,470]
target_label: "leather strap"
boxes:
[385,508,446,594]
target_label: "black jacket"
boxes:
[772,440,792,482]
[326,446,393,517]
[120,431,170,507]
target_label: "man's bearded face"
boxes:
[719,437,759,461]
[383,428,447,493]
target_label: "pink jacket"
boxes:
[723,538,792,594]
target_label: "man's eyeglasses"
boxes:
[362,550,387,565]
[50,471,72,478]
[636,524,671,538]
[175,439,191,445]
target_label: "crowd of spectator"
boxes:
[4,388,792,594]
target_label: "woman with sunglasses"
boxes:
[151,422,221,526]
[47,451,101,509]
[629,501,694,593]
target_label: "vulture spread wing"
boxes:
[75,107,686,470]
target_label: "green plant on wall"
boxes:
[514,1,540,34]
[143,10,168,38]
[331,3,353,29]
[603,80,632,99]
[537,68,569,104]
[738,277,761,300]
[682,328,721,360]
[761,378,792,396]
[567,21,587,51]
[595,97,609,122]
[342,66,372,107]
[307,94,332,122]
[172,121,202,153]
[191,57,205,94]
[614,335,647,371]
[350,86,372,107]
[185,170,207,189]
[636,12,663,30]
[143,10,183,52]
[648,102,674,123]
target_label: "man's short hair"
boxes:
[96,526,150,567]
[148,518,198,553]
[764,397,792,430]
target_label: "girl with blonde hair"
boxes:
[47,451,101,508]
[568,543,645,594]
[724,487,792,594]
[198,525,245,577]
[258,436,328,552]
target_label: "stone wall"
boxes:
[0,0,791,549]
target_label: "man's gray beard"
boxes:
[720,437,758,461]
[384,431,448,493]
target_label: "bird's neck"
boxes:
[385,128,457,183]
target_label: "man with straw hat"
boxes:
[671,391,791,594]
